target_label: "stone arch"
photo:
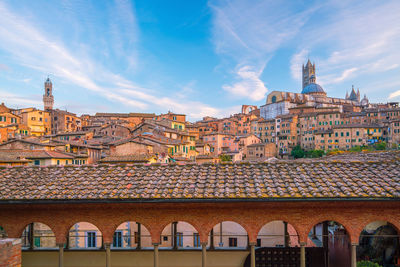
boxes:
[67,222,103,249]
[112,221,152,249]
[21,222,57,249]
[160,221,200,249]
[256,220,300,247]
[207,221,249,249]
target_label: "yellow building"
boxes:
[20,109,51,136]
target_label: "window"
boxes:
[57,160,60,165]
[86,232,96,248]
[34,160,40,166]
[256,238,261,247]
[113,231,122,247]
[176,232,183,247]
[229,237,237,247]
[34,236,41,247]
[271,96,277,103]
[193,233,200,247]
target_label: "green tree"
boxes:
[291,145,305,159]
[219,154,232,162]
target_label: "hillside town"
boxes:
[0,60,399,166]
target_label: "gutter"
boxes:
[0,197,399,205]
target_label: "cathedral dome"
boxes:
[301,83,325,94]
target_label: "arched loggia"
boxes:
[308,220,351,267]
[21,222,56,249]
[358,221,400,266]
[68,222,102,249]
[160,221,200,249]
[207,221,248,249]
[112,221,152,249]
[256,220,299,247]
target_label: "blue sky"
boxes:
[0,0,400,121]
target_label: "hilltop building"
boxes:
[260,60,370,120]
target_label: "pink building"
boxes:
[203,133,238,156]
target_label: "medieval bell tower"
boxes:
[43,77,54,111]
[302,59,316,89]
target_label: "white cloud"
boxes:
[209,0,317,100]
[290,49,309,82]
[291,0,400,97]
[0,90,42,107]
[222,65,268,101]
[0,2,225,121]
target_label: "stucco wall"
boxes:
[22,250,249,267]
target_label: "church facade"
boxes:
[260,60,370,120]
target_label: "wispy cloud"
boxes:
[288,0,400,100]
[0,90,42,107]
[0,1,225,120]
[209,0,317,100]
[290,49,309,83]
[222,65,267,101]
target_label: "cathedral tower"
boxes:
[302,59,315,89]
[43,77,54,111]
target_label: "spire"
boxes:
[345,91,349,99]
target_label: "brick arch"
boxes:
[298,216,355,244]
[156,219,202,245]
[65,221,104,246]
[254,218,301,241]
[108,219,155,245]
[1,217,57,240]
[204,220,251,245]
[111,220,152,237]
[356,218,400,243]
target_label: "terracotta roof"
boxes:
[99,154,154,163]
[0,156,399,201]
[0,150,75,159]
[323,151,400,162]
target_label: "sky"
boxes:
[0,0,400,121]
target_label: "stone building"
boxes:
[260,60,369,120]
[43,77,54,111]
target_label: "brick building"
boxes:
[0,152,399,267]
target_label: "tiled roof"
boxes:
[323,151,400,162]
[0,150,75,159]
[0,157,399,201]
[99,155,154,163]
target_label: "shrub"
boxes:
[219,154,231,162]
[357,261,382,267]
[373,142,386,151]
[291,145,305,159]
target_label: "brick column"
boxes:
[57,243,64,267]
[0,238,22,267]
[249,242,256,267]
[153,243,159,267]
[105,243,111,267]
[300,242,306,267]
[201,242,207,267]
[351,243,357,267]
